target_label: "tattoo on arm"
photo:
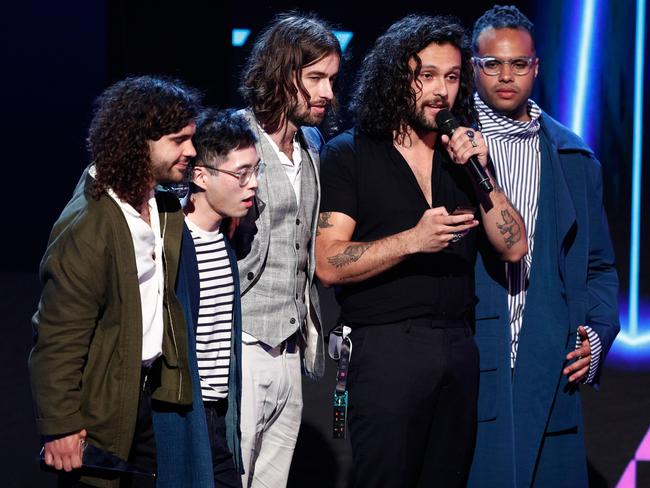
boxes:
[318,212,333,229]
[327,243,373,268]
[496,209,522,249]
[317,212,333,236]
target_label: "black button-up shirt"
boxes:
[320,129,480,326]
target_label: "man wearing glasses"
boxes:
[234,12,340,487]
[468,6,619,487]
[157,109,261,488]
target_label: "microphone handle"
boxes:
[466,156,493,192]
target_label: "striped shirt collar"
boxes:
[475,92,542,141]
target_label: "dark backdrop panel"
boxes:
[3,1,107,273]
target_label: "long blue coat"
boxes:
[152,223,243,488]
[468,113,620,487]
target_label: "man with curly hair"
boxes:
[234,12,340,488]
[29,75,201,487]
[316,15,526,487]
[468,6,619,487]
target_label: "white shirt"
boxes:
[258,125,303,204]
[90,166,165,363]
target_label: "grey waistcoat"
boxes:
[233,112,323,376]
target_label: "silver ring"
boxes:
[451,232,463,243]
[466,129,475,139]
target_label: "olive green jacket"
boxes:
[29,169,192,486]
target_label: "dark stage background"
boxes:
[4,1,649,486]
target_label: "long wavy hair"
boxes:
[239,12,341,134]
[351,15,477,141]
[87,76,201,207]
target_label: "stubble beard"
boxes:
[289,103,328,128]
[409,105,439,134]
[151,160,189,185]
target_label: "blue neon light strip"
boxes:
[616,331,650,347]
[570,0,596,137]
[629,0,646,337]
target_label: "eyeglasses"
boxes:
[197,161,264,186]
[472,56,537,76]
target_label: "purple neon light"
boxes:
[617,461,636,488]
[636,427,650,460]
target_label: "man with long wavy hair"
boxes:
[316,15,527,487]
[234,12,340,488]
[29,76,200,487]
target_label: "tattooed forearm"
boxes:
[495,209,522,249]
[327,243,373,268]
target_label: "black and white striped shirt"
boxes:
[476,93,601,382]
[186,218,234,400]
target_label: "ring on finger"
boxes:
[470,139,478,148]
[466,129,475,139]
[451,232,463,243]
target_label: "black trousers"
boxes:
[121,369,157,488]
[59,366,157,488]
[203,400,242,488]
[346,318,479,488]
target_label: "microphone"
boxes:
[435,109,493,193]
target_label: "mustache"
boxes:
[309,100,330,108]
[421,101,450,109]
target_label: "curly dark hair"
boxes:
[239,12,341,134]
[87,75,202,207]
[472,5,535,53]
[351,14,476,140]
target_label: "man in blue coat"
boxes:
[467,6,620,487]
[153,109,261,487]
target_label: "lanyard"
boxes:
[330,324,352,439]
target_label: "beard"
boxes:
[288,102,329,128]
[408,103,441,133]
[150,159,190,185]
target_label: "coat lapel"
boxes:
[511,129,576,487]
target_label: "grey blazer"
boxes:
[233,109,325,380]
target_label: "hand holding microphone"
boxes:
[435,109,493,193]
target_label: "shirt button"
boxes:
[290,318,296,324]
[296,218,301,225]
[247,272,254,280]
[295,243,300,250]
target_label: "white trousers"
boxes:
[240,338,303,488]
